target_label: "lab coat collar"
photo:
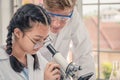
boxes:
[0,46,36,80]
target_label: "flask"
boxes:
[109,61,120,80]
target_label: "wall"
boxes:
[0,0,2,44]
[0,0,13,45]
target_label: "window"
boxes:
[82,0,120,79]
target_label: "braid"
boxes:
[6,24,24,72]
[6,25,24,72]
[6,25,13,55]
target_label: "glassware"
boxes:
[109,61,120,80]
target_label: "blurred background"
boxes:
[0,0,120,79]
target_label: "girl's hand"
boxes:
[44,62,61,80]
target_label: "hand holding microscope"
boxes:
[46,43,94,80]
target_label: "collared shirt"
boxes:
[20,68,29,80]
[0,45,48,80]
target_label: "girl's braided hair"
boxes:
[6,4,51,72]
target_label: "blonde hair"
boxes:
[43,0,75,11]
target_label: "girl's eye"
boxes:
[34,39,41,42]
[35,39,40,41]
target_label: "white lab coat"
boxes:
[0,46,47,80]
[40,6,96,80]
[75,0,82,16]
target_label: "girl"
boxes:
[0,4,60,80]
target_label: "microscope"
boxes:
[46,43,94,80]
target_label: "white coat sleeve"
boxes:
[75,0,82,16]
[71,12,96,80]
[0,71,4,80]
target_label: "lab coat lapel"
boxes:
[27,54,34,80]
[54,11,74,50]
[54,26,66,50]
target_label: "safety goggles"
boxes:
[47,10,73,22]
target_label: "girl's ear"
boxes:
[13,28,23,38]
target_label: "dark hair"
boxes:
[6,4,51,72]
